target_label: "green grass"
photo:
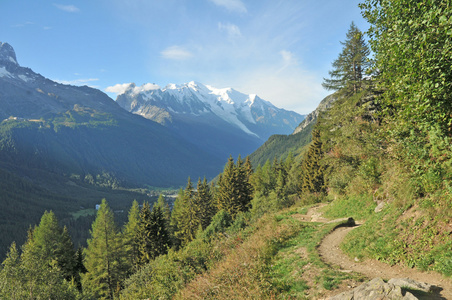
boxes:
[265,208,365,299]
[71,209,97,219]
[322,194,376,220]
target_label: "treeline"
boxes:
[0,151,326,299]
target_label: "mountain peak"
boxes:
[0,42,18,66]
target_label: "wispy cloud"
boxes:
[277,50,298,73]
[161,46,193,60]
[54,78,98,86]
[209,0,247,13]
[11,21,34,28]
[53,4,80,13]
[218,23,242,39]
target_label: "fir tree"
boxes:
[174,177,199,245]
[215,156,240,216]
[137,201,152,264]
[195,177,216,230]
[137,201,171,263]
[82,199,126,299]
[155,194,171,226]
[2,212,80,299]
[123,200,141,272]
[0,242,24,299]
[300,129,326,194]
[323,22,370,94]
[169,188,185,248]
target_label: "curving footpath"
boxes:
[315,215,452,299]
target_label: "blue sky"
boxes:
[1,0,368,114]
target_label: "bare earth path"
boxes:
[304,205,452,299]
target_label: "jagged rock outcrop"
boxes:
[292,93,337,135]
[329,277,436,300]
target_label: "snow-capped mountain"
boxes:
[116,82,304,157]
[0,42,224,187]
[0,42,127,120]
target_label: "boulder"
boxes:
[329,277,420,300]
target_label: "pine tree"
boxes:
[82,199,126,299]
[174,177,199,245]
[149,204,170,258]
[0,242,24,299]
[170,188,185,248]
[155,194,171,225]
[195,177,216,230]
[137,201,171,263]
[300,129,325,194]
[215,156,240,216]
[137,201,152,264]
[323,22,370,94]
[235,155,253,212]
[123,200,141,272]
[4,212,80,299]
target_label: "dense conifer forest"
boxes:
[1,1,451,299]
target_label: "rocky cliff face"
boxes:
[292,93,337,135]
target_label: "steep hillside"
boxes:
[249,93,337,167]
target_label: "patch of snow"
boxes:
[8,56,17,64]
[0,67,12,78]
[18,74,30,82]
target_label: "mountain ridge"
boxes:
[115,81,304,159]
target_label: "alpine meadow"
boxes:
[0,1,451,299]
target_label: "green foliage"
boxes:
[82,199,127,299]
[215,156,253,218]
[250,121,314,168]
[361,0,452,134]
[138,202,170,264]
[323,22,371,94]
[0,213,81,299]
[123,200,140,273]
[300,129,326,194]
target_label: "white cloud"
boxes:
[161,46,193,60]
[105,83,161,95]
[105,83,132,95]
[209,0,247,13]
[226,65,326,115]
[218,23,242,39]
[53,4,80,13]
[54,78,98,86]
[278,50,298,73]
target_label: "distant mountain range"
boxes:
[0,42,304,187]
[116,82,304,159]
[0,42,223,187]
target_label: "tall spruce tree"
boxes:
[215,156,240,216]
[169,188,185,248]
[174,177,200,245]
[138,201,171,263]
[123,200,141,272]
[195,177,216,230]
[323,22,370,94]
[300,129,326,194]
[235,155,253,213]
[82,199,126,299]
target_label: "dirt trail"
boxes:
[303,205,452,299]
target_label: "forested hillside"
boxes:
[0,1,451,299]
